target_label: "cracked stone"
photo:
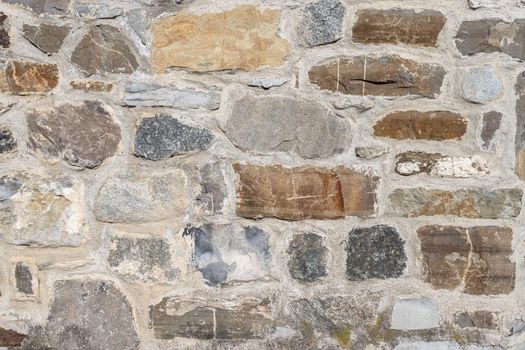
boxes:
[287,233,328,282]
[462,67,502,103]
[418,225,515,295]
[0,12,9,48]
[0,127,16,153]
[481,111,502,151]
[2,60,58,95]
[234,164,379,220]
[395,152,489,177]
[223,94,351,158]
[309,55,446,98]
[23,23,70,55]
[134,115,214,160]
[1,0,69,15]
[299,0,346,47]
[27,101,121,168]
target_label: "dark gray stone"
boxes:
[23,23,70,55]
[345,225,406,280]
[15,262,33,295]
[299,0,346,47]
[0,127,16,153]
[0,12,9,48]
[1,0,69,15]
[481,111,502,150]
[134,115,214,160]
[287,233,328,282]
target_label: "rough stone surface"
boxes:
[309,55,446,98]
[418,225,515,295]
[454,311,497,329]
[389,188,522,219]
[234,164,379,220]
[394,152,489,177]
[134,115,214,160]
[355,146,389,159]
[515,71,525,179]
[0,12,9,48]
[390,298,441,330]
[353,9,446,47]
[94,169,188,223]
[196,161,227,214]
[14,262,34,296]
[223,94,351,158]
[123,82,221,110]
[108,235,177,283]
[247,77,288,89]
[27,101,121,168]
[187,224,271,285]
[287,233,328,282]
[149,297,273,339]
[70,80,113,92]
[374,110,468,140]
[4,60,59,95]
[127,8,149,45]
[481,111,502,151]
[299,0,346,47]
[0,127,16,154]
[462,67,502,103]
[0,327,26,346]
[345,225,406,280]
[71,25,139,75]
[1,0,69,15]
[76,3,123,19]
[22,23,70,55]
[152,5,290,72]
[468,0,501,8]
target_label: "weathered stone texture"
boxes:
[223,94,351,158]
[197,161,228,214]
[394,152,489,177]
[516,71,525,179]
[27,101,121,168]
[346,225,406,280]
[353,9,446,47]
[152,6,290,72]
[0,126,16,153]
[468,0,501,8]
[1,0,69,15]
[0,327,26,346]
[76,3,123,19]
[23,23,70,54]
[234,164,379,220]
[3,60,58,95]
[70,80,113,92]
[390,298,441,330]
[389,188,522,219]
[462,67,501,103]
[14,262,34,296]
[71,25,139,75]
[299,0,346,47]
[481,111,502,150]
[454,311,497,329]
[355,146,389,159]
[0,12,9,48]
[418,226,515,295]
[287,233,328,282]
[309,56,446,97]
[134,115,214,160]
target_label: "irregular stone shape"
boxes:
[94,169,188,223]
[394,342,461,350]
[76,3,123,19]
[468,0,500,8]
[353,9,445,47]
[299,0,346,47]
[27,101,121,168]
[346,225,406,280]
[0,327,26,346]
[462,67,501,103]
[456,19,525,60]
[0,127,16,153]
[134,115,214,160]
[390,298,441,330]
[152,5,290,72]
[481,111,502,150]
[454,311,497,329]
[108,235,177,283]
[234,164,379,220]
[14,262,33,296]
[418,225,515,295]
[149,297,273,339]
[516,72,525,179]
[373,111,467,140]
[248,77,288,89]
[186,224,271,285]
[223,94,351,158]
[4,60,58,95]
[123,82,220,110]
[389,188,522,219]
[0,12,9,48]
[309,56,446,98]
[355,146,388,159]
[23,23,70,54]
[70,80,113,92]
[196,161,227,214]
[0,175,85,246]
[71,25,139,75]
[127,8,149,45]
[287,233,328,282]
[395,152,489,177]
[1,0,69,15]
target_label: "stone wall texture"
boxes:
[1,0,525,349]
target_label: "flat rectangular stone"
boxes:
[234,164,379,220]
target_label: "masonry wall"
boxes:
[0,0,524,349]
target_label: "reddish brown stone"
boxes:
[0,326,26,346]
[373,111,467,140]
[4,60,58,95]
[308,56,445,98]
[418,226,515,295]
[234,164,379,220]
[353,9,446,47]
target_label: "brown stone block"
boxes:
[3,60,58,95]
[0,327,26,346]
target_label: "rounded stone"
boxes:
[462,67,502,103]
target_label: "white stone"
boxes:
[394,341,460,350]
[462,67,502,104]
[468,0,500,8]
[248,77,288,89]
[391,298,441,330]
[430,156,489,177]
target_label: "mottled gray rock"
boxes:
[462,67,502,103]
[26,101,121,168]
[299,0,346,47]
[196,161,228,214]
[123,83,221,110]
[355,146,388,159]
[468,0,500,8]
[454,311,497,329]
[108,235,178,283]
[94,169,188,223]
[223,94,351,158]
[394,342,461,350]
[186,224,271,285]
[247,77,288,89]
[0,11,9,48]
[481,111,502,150]
[390,298,441,330]
[127,9,150,45]
[345,225,406,280]
[71,25,139,75]
[287,233,328,282]
[23,23,70,54]
[0,175,21,200]
[516,72,525,179]
[0,127,16,153]
[134,115,214,160]
[76,3,123,19]
[1,0,69,15]
[14,262,34,296]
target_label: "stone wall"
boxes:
[0,0,524,349]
